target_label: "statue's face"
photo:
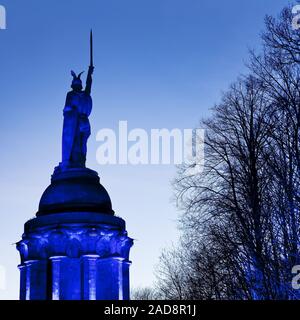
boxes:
[72,84,83,92]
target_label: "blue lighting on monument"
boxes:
[16,32,134,300]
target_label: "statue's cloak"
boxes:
[62,91,92,166]
[62,107,78,164]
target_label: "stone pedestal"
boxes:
[17,168,133,300]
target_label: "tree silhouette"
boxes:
[156,5,300,300]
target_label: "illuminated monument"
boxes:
[16,32,133,300]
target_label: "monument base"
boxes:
[17,212,133,300]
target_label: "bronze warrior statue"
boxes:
[61,31,94,169]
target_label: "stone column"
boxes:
[49,256,67,300]
[23,260,47,300]
[122,260,132,300]
[81,255,99,300]
[18,264,27,300]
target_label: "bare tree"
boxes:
[250,4,300,297]
[156,5,300,300]
[131,287,158,300]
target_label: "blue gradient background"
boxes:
[0,0,288,299]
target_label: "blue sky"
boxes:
[0,0,290,299]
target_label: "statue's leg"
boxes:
[79,120,91,167]
[71,130,82,166]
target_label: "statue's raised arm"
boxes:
[85,65,94,96]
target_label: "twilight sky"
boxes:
[0,0,289,299]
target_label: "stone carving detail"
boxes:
[66,238,82,258]
[17,224,133,262]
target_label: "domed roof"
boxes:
[37,167,114,216]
